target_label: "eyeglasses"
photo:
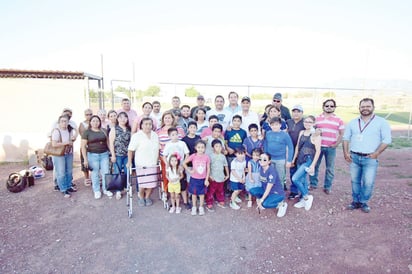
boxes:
[273,100,281,103]
[324,105,335,108]
[85,113,92,116]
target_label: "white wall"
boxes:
[0,78,88,162]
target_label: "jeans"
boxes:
[289,165,298,194]
[291,157,312,197]
[310,147,336,190]
[249,187,284,209]
[52,154,73,192]
[350,153,379,204]
[87,151,110,193]
[271,159,286,186]
[114,155,128,175]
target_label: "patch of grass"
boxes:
[375,112,411,124]
[389,137,412,149]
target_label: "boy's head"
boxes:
[187,121,197,135]
[232,114,242,128]
[211,123,223,138]
[234,146,245,160]
[167,127,179,141]
[252,148,262,159]
[269,117,282,131]
[211,139,223,153]
[248,123,259,136]
[208,115,219,126]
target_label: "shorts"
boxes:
[168,182,181,194]
[231,181,245,191]
[188,177,206,195]
[180,178,187,191]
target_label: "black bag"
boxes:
[41,155,54,170]
[106,163,127,191]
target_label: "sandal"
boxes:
[84,179,92,186]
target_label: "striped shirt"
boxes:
[315,113,345,147]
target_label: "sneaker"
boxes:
[309,185,317,191]
[277,201,288,217]
[206,205,215,212]
[294,199,305,208]
[71,183,77,187]
[145,198,153,206]
[94,191,102,199]
[169,207,175,213]
[323,188,331,195]
[361,203,370,213]
[347,202,361,210]
[54,185,60,192]
[191,206,197,216]
[235,196,242,203]
[304,195,314,211]
[67,187,77,193]
[288,192,298,200]
[115,191,122,200]
[247,200,252,208]
[138,198,145,207]
[217,202,226,208]
[63,191,71,198]
[103,190,113,198]
[198,206,205,216]
[230,201,240,210]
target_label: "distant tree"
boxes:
[185,86,199,97]
[115,86,132,99]
[144,85,161,97]
[323,91,336,98]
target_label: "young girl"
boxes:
[245,148,262,208]
[166,154,184,214]
[291,115,321,211]
[183,140,210,216]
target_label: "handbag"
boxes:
[106,163,127,191]
[44,129,66,156]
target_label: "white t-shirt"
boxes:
[230,158,246,182]
[206,108,232,131]
[163,140,189,163]
[234,110,260,136]
[128,131,159,167]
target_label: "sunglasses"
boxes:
[273,100,281,103]
[324,105,335,108]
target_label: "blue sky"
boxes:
[1,0,411,88]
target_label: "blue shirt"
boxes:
[259,164,284,196]
[343,115,391,154]
[224,128,247,154]
[263,131,294,162]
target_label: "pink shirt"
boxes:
[188,153,210,179]
[117,109,138,127]
[315,113,345,147]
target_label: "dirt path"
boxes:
[0,148,411,273]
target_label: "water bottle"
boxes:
[305,167,314,176]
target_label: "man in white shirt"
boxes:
[206,95,232,131]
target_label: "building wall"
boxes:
[0,78,88,162]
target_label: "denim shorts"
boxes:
[230,181,245,191]
[189,177,206,195]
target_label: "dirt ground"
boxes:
[0,148,411,274]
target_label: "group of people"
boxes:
[49,92,391,217]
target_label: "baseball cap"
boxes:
[241,96,251,102]
[292,105,303,112]
[273,93,282,100]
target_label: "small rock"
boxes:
[56,239,61,242]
